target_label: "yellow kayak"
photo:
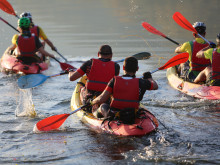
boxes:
[71,76,159,136]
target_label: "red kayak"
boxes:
[167,67,220,100]
[0,51,50,75]
[71,76,159,136]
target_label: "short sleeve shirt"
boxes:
[76,58,120,76]
[105,75,152,101]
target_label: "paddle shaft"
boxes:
[69,104,88,115]
[142,22,180,45]
[197,34,210,45]
[0,16,19,32]
[55,50,68,62]
[164,36,180,45]
[52,57,62,63]
[49,72,69,78]
[150,68,159,74]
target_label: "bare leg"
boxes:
[194,67,211,84]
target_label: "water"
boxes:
[0,0,220,164]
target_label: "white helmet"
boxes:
[192,22,206,34]
[20,12,32,19]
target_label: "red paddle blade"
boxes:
[60,62,76,71]
[0,0,17,16]
[173,12,197,33]
[142,22,166,37]
[36,114,70,131]
[159,52,189,70]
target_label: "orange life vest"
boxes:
[30,25,39,37]
[190,41,210,71]
[17,34,37,57]
[212,49,220,80]
[110,76,139,110]
[86,59,115,92]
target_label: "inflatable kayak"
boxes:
[70,76,159,136]
[166,67,220,100]
[0,51,50,75]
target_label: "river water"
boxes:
[0,0,219,164]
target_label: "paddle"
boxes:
[115,52,151,63]
[0,0,19,18]
[173,12,210,45]
[51,57,75,71]
[35,104,89,131]
[54,50,68,62]
[150,52,189,74]
[0,16,19,32]
[17,68,77,89]
[0,0,69,61]
[142,22,180,45]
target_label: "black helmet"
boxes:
[192,22,206,34]
[216,33,220,43]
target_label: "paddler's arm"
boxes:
[143,72,158,90]
[35,36,55,58]
[68,70,83,81]
[38,26,56,51]
[175,42,190,54]
[5,44,16,55]
[92,90,111,105]
[196,46,210,58]
[69,60,91,81]
[44,38,56,51]
[92,78,114,105]
[38,47,55,58]
[175,45,182,53]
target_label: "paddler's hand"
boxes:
[143,72,152,79]
[86,99,94,106]
[64,67,75,74]
[49,54,55,58]
[209,42,216,48]
[51,46,57,51]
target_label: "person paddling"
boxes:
[68,45,120,111]
[5,17,54,64]
[20,12,57,52]
[91,56,158,123]
[194,33,220,86]
[175,22,213,82]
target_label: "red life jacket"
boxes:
[212,49,220,80]
[17,34,37,57]
[190,41,210,71]
[86,59,115,92]
[30,25,39,37]
[110,76,139,110]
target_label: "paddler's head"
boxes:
[123,56,139,75]
[98,45,113,59]
[20,12,33,23]
[192,22,206,38]
[217,33,220,46]
[18,17,30,31]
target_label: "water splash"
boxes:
[15,89,37,118]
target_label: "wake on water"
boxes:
[15,88,37,118]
